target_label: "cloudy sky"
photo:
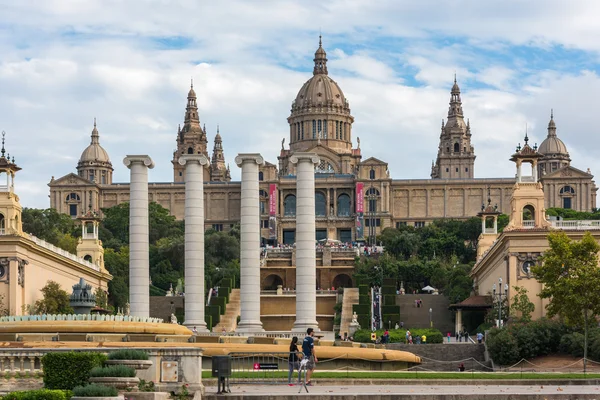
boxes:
[2,0,600,208]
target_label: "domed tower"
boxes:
[287,36,354,153]
[537,110,570,177]
[77,119,113,185]
[172,81,209,182]
[431,77,476,179]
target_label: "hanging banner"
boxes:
[269,184,277,240]
[355,182,364,240]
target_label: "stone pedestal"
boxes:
[179,155,209,331]
[123,155,154,318]
[291,152,320,332]
[235,154,265,332]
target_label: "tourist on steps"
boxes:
[302,328,317,385]
[288,336,300,385]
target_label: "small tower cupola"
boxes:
[0,132,23,235]
[77,119,114,185]
[506,130,550,230]
[475,187,502,260]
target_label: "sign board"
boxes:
[253,362,278,370]
[370,332,377,341]
[161,361,178,382]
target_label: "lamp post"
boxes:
[492,278,509,328]
[429,308,433,328]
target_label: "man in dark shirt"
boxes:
[302,328,317,384]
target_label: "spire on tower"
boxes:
[547,109,557,136]
[91,118,100,144]
[1,131,5,158]
[313,35,328,75]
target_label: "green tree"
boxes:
[510,286,535,322]
[533,231,600,372]
[21,208,77,251]
[34,281,73,314]
[0,294,8,316]
[94,287,108,309]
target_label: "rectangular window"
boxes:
[343,123,346,140]
[302,122,304,139]
[338,228,352,243]
[261,219,269,229]
[297,123,300,141]
[335,121,339,139]
[69,204,77,217]
[283,230,295,245]
[563,197,572,209]
[414,221,425,228]
[318,120,322,137]
[465,168,468,172]
[455,168,459,172]
[323,119,327,138]
[445,168,449,172]
[260,202,266,214]
[212,224,223,232]
[315,229,327,241]
[312,120,316,139]
[365,218,381,227]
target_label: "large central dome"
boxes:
[287,37,354,153]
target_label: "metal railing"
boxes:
[227,352,299,385]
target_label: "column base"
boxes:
[183,321,209,332]
[236,320,264,333]
[292,320,320,333]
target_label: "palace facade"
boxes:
[49,39,597,244]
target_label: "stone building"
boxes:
[0,135,111,315]
[49,38,597,246]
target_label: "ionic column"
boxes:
[123,155,154,317]
[179,155,209,331]
[235,154,265,332]
[291,152,320,332]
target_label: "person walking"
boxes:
[302,328,317,386]
[477,332,484,344]
[288,336,300,385]
[447,332,451,343]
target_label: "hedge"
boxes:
[205,314,213,331]
[382,305,400,315]
[358,285,369,296]
[212,296,227,315]
[352,304,370,315]
[353,274,367,287]
[383,295,396,306]
[359,294,369,305]
[206,305,221,326]
[381,286,396,295]
[382,278,396,286]
[1,390,72,400]
[42,352,107,390]
[353,328,443,344]
[357,316,370,330]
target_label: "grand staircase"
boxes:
[395,294,454,335]
[212,289,240,333]
[339,288,359,337]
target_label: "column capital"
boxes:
[123,155,155,169]
[178,154,209,166]
[290,152,319,165]
[235,153,264,167]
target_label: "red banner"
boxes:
[356,182,364,213]
[269,184,277,215]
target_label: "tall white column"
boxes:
[179,155,209,331]
[123,155,155,317]
[235,154,265,332]
[291,152,320,332]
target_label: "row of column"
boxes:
[123,151,321,333]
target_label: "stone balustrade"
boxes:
[24,233,99,271]
[551,220,600,230]
[0,350,45,376]
[0,314,163,323]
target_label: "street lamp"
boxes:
[429,308,433,328]
[492,277,509,327]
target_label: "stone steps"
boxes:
[339,288,359,337]
[396,294,454,334]
[212,289,240,333]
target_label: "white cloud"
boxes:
[1,0,600,207]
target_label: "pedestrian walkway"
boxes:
[212,288,240,333]
[203,384,600,399]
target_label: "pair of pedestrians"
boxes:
[288,328,318,385]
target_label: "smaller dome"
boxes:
[79,122,111,164]
[538,136,568,156]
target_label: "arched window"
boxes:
[315,192,326,216]
[259,189,268,214]
[0,213,5,234]
[259,171,264,181]
[187,147,193,154]
[84,255,92,262]
[369,169,376,180]
[337,194,351,217]
[454,143,460,153]
[523,205,535,221]
[560,186,575,194]
[315,160,335,173]
[284,194,296,217]
[66,193,81,201]
[366,188,380,196]
[446,147,450,153]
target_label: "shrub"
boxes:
[72,384,118,397]
[107,349,149,360]
[1,389,71,400]
[486,328,520,366]
[358,285,369,296]
[89,365,136,378]
[559,332,585,357]
[352,328,443,344]
[42,352,107,390]
[352,304,370,315]
[381,305,400,315]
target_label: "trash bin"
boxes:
[212,355,231,394]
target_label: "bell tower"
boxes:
[476,187,501,260]
[505,133,550,230]
[76,198,107,274]
[431,77,476,179]
[0,132,23,236]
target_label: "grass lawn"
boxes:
[201,371,600,379]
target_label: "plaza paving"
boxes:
[204,384,600,399]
